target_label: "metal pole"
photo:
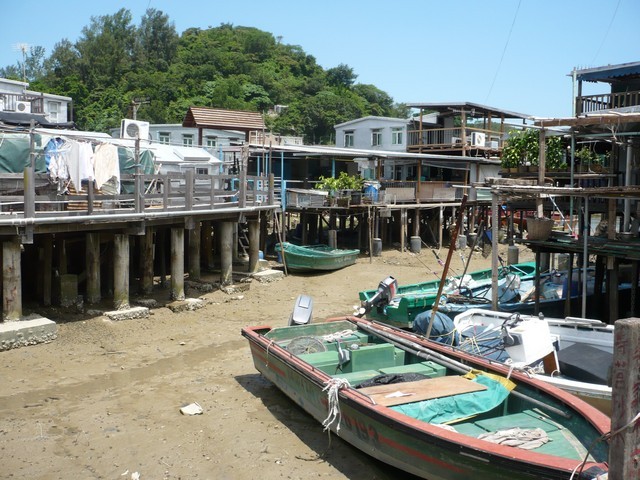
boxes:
[491,191,499,310]
[582,198,589,318]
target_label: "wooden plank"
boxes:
[359,375,487,407]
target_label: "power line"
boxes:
[485,0,522,104]
[591,0,621,64]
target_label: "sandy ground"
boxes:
[0,243,534,480]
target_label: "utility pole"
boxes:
[131,97,150,120]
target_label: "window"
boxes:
[48,101,60,122]
[158,132,170,144]
[183,134,194,147]
[206,137,217,149]
[196,167,208,175]
[344,130,354,147]
[371,129,382,147]
[391,127,403,145]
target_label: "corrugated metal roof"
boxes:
[405,101,532,120]
[182,107,265,131]
[571,61,640,83]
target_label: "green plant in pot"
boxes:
[501,128,540,172]
[316,172,364,205]
[575,146,598,172]
[545,136,564,171]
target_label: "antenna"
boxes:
[12,43,30,82]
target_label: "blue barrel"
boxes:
[364,182,379,202]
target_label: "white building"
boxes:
[334,116,411,152]
[0,77,72,124]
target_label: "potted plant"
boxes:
[501,129,539,173]
[545,136,564,171]
[315,172,364,206]
[575,147,597,172]
[501,130,522,173]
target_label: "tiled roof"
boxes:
[182,107,265,131]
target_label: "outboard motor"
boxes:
[289,294,313,326]
[358,276,398,316]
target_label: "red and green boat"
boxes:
[242,316,609,480]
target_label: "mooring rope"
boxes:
[321,378,350,432]
[322,329,357,343]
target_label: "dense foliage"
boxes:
[1,8,408,143]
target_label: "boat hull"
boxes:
[243,318,609,480]
[275,242,359,272]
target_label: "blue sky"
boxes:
[2,0,638,119]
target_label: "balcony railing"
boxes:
[577,90,640,115]
[0,93,45,114]
[406,127,501,152]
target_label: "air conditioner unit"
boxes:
[470,132,486,147]
[451,136,462,145]
[15,100,31,113]
[120,119,150,140]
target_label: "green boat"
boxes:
[275,242,359,272]
[359,261,537,329]
[242,316,610,480]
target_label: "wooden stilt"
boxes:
[219,221,233,286]
[188,222,201,281]
[86,232,101,304]
[42,235,52,307]
[113,234,130,310]
[170,227,185,300]
[140,228,154,295]
[248,218,260,273]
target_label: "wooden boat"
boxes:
[274,242,359,272]
[242,316,610,479]
[358,261,537,329]
[453,308,614,415]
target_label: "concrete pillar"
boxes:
[219,221,234,286]
[328,230,337,248]
[170,227,185,300]
[609,318,640,480]
[113,234,130,310]
[3,238,22,321]
[188,222,201,281]
[86,232,101,304]
[248,218,260,273]
[140,227,154,295]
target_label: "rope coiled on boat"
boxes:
[322,378,350,433]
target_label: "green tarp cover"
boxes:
[391,374,511,425]
[0,133,155,181]
[0,133,47,173]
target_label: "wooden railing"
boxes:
[406,127,501,151]
[577,90,640,115]
[0,171,279,224]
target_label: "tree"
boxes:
[136,8,179,71]
[326,63,357,88]
[75,8,136,89]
